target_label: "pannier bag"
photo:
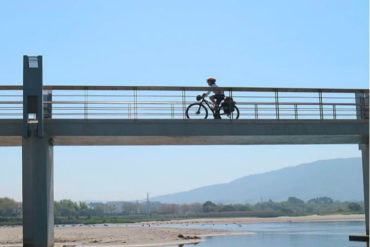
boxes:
[222,97,235,114]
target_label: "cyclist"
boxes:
[203,77,225,119]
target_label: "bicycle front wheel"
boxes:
[186,103,208,119]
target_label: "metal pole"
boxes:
[319,91,323,120]
[171,104,174,119]
[84,89,88,119]
[182,90,186,119]
[274,91,279,119]
[254,104,258,119]
[43,90,52,119]
[128,103,131,119]
[294,104,298,120]
[133,89,137,119]
[22,55,54,247]
[333,105,336,120]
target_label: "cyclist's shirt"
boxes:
[205,83,224,97]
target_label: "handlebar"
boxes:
[196,94,205,101]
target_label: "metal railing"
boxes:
[0,85,368,120]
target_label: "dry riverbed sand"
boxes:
[0,214,363,247]
[145,214,365,225]
[0,226,250,247]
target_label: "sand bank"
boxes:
[0,226,251,247]
[145,214,365,225]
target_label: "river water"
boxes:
[164,220,366,247]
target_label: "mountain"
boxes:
[152,158,363,204]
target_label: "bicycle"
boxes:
[185,95,240,119]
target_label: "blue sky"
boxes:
[0,0,368,201]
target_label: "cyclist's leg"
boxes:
[215,94,224,108]
[209,95,216,105]
[213,94,224,119]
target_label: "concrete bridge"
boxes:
[1,56,369,246]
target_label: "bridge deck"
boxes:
[0,119,367,146]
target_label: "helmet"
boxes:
[207,77,216,84]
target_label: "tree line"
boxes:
[0,196,364,225]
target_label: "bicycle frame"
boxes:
[199,97,227,116]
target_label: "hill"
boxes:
[152,158,363,204]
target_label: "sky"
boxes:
[0,0,368,201]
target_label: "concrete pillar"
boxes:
[361,144,369,237]
[22,55,54,247]
[356,92,369,245]
[22,126,54,247]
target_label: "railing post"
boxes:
[318,91,323,120]
[254,104,258,119]
[84,88,88,119]
[182,89,186,119]
[294,104,298,120]
[128,103,131,119]
[171,104,174,119]
[333,105,336,120]
[133,89,138,119]
[43,90,52,119]
[274,90,279,119]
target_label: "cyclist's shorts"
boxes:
[214,94,225,105]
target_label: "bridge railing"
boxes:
[0,86,368,120]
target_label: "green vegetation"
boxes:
[0,196,363,226]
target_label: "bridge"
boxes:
[1,56,369,246]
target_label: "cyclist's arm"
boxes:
[204,90,212,97]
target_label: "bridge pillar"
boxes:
[361,144,369,236]
[22,56,54,247]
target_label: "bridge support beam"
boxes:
[351,144,370,246]
[361,144,369,237]
[22,55,54,247]
[22,126,54,247]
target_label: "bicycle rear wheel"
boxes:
[229,106,240,119]
[186,103,208,119]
